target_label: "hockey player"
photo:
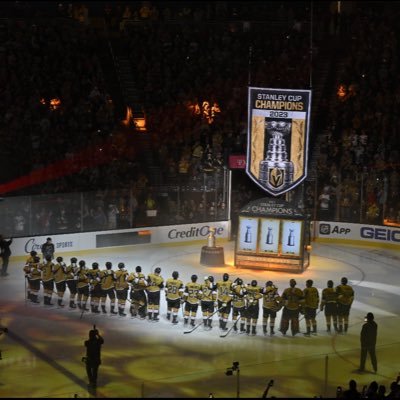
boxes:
[200,276,217,329]
[279,279,304,336]
[76,260,90,311]
[262,281,282,336]
[165,271,184,324]
[245,280,262,335]
[115,262,129,317]
[27,255,41,303]
[87,263,102,314]
[183,275,202,326]
[128,266,148,319]
[65,257,78,308]
[100,262,117,315]
[146,267,164,321]
[302,279,320,336]
[52,256,67,307]
[39,255,55,306]
[216,273,233,331]
[23,251,37,301]
[336,277,354,334]
[231,278,247,333]
[320,280,338,333]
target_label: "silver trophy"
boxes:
[259,120,294,192]
[244,226,252,243]
[266,227,273,245]
[287,229,295,247]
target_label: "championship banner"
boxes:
[246,87,312,196]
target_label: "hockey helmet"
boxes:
[172,271,179,279]
[118,262,125,269]
[155,267,161,274]
[341,277,348,285]
[290,279,296,287]
[251,280,257,287]
[236,278,243,286]
[71,257,77,263]
[56,256,63,263]
[266,281,273,287]
[327,280,334,288]
[79,260,86,267]
[34,256,41,263]
[45,255,52,261]
[92,262,99,269]
[191,274,198,282]
[30,250,37,257]
[136,266,142,273]
[306,279,313,287]
[106,262,112,269]
[223,273,229,282]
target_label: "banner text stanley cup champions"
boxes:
[246,87,312,196]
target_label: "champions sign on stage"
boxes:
[246,87,312,196]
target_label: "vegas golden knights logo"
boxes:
[246,87,311,196]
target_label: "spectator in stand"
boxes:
[342,379,361,399]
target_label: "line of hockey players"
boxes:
[23,251,355,337]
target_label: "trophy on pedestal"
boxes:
[207,227,216,248]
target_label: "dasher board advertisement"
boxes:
[238,217,259,252]
[247,87,311,196]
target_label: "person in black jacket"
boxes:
[84,327,104,387]
[0,234,13,277]
[358,312,378,373]
[41,237,55,261]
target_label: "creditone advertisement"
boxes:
[316,221,400,248]
[8,221,230,258]
[246,87,311,196]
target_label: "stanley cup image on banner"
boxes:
[246,87,312,196]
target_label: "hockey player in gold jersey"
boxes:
[23,251,37,302]
[320,280,338,333]
[128,266,148,319]
[336,277,354,334]
[231,278,247,333]
[40,255,55,306]
[65,257,78,308]
[87,263,102,314]
[279,279,304,336]
[183,275,202,326]
[245,280,262,335]
[53,256,67,307]
[76,260,90,311]
[200,276,217,329]
[262,281,282,336]
[146,267,164,321]
[100,262,117,315]
[302,279,320,336]
[27,255,41,303]
[115,263,129,317]
[165,271,184,324]
[216,273,233,331]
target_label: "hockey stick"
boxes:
[183,306,224,334]
[220,315,243,338]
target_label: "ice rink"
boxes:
[0,240,399,398]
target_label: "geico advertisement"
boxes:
[318,222,400,244]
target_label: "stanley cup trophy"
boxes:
[201,227,225,266]
[259,120,294,193]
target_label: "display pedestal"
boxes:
[200,246,225,265]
